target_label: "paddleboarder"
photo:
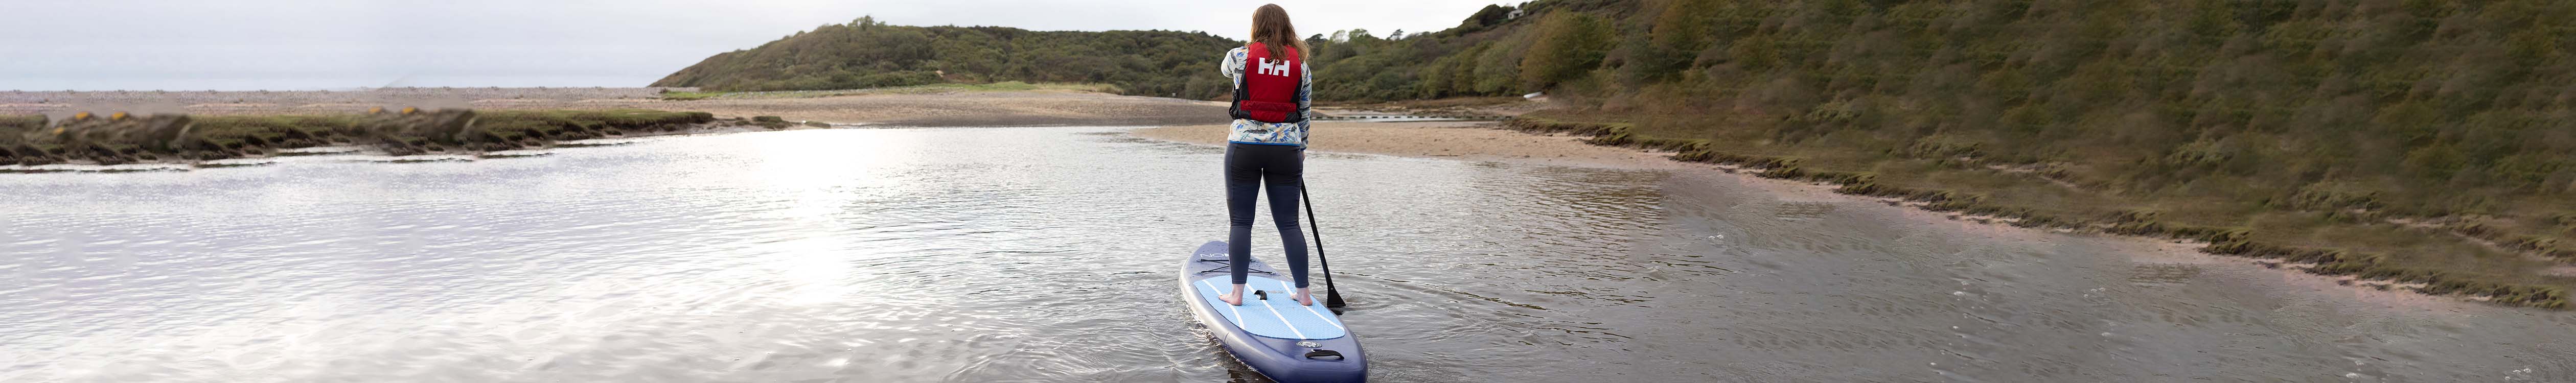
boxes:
[1217,4,1316,307]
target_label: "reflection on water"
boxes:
[3,127,2572,382]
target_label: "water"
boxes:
[4,127,2572,382]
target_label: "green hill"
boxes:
[651,17,1240,98]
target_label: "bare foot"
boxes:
[1290,288,1315,306]
[1217,283,1247,306]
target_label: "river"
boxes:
[4,126,2571,382]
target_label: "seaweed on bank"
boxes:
[2451,222,2576,263]
[1,109,728,166]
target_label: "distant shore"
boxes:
[1,109,748,166]
[2,86,1223,127]
[2,87,1226,166]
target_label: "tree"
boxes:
[1518,12,1615,89]
[1650,0,1719,52]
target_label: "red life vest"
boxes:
[1230,42,1304,124]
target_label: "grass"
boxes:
[1510,113,2573,309]
[659,82,1118,100]
[0,114,44,131]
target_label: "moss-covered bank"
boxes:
[0,109,750,165]
[1509,115,2570,309]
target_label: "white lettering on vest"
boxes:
[1257,58,1293,77]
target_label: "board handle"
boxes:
[1304,349,1344,360]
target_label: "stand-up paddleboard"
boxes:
[1181,241,1366,382]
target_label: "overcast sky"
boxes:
[1,0,1513,91]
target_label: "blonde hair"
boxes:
[1250,4,1309,57]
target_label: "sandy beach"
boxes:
[1130,122,1698,170]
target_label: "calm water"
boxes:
[4,127,2572,382]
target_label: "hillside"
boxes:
[1414,0,2576,307]
[652,18,1240,98]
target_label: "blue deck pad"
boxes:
[1190,275,1348,340]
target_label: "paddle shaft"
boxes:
[1300,178,1348,308]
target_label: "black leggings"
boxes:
[1226,142,1309,288]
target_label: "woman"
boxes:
[1216,4,1315,306]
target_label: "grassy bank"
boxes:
[1453,0,2576,308]
[1509,114,2571,308]
[658,81,1118,100]
[0,109,741,165]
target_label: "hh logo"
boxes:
[1256,58,1293,77]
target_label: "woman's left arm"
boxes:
[1297,62,1313,128]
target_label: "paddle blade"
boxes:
[1325,288,1347,308]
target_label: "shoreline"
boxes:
[2,89,1225,167]
[0,124,795,173]
[1130,122,1695,170]
[1128,121,2565,310]
[1498,116,2570,309]
[1,109,766,167]
[2,88,1224,128]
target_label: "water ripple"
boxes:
[2,128,2571,382]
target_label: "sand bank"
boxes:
[1129,122,1698,170]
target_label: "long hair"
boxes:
[1250,4,1308,57]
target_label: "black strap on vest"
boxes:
[1229,76,1305,124]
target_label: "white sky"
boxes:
[0,1,1513,91]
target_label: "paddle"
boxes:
[1299,178,1348,308]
